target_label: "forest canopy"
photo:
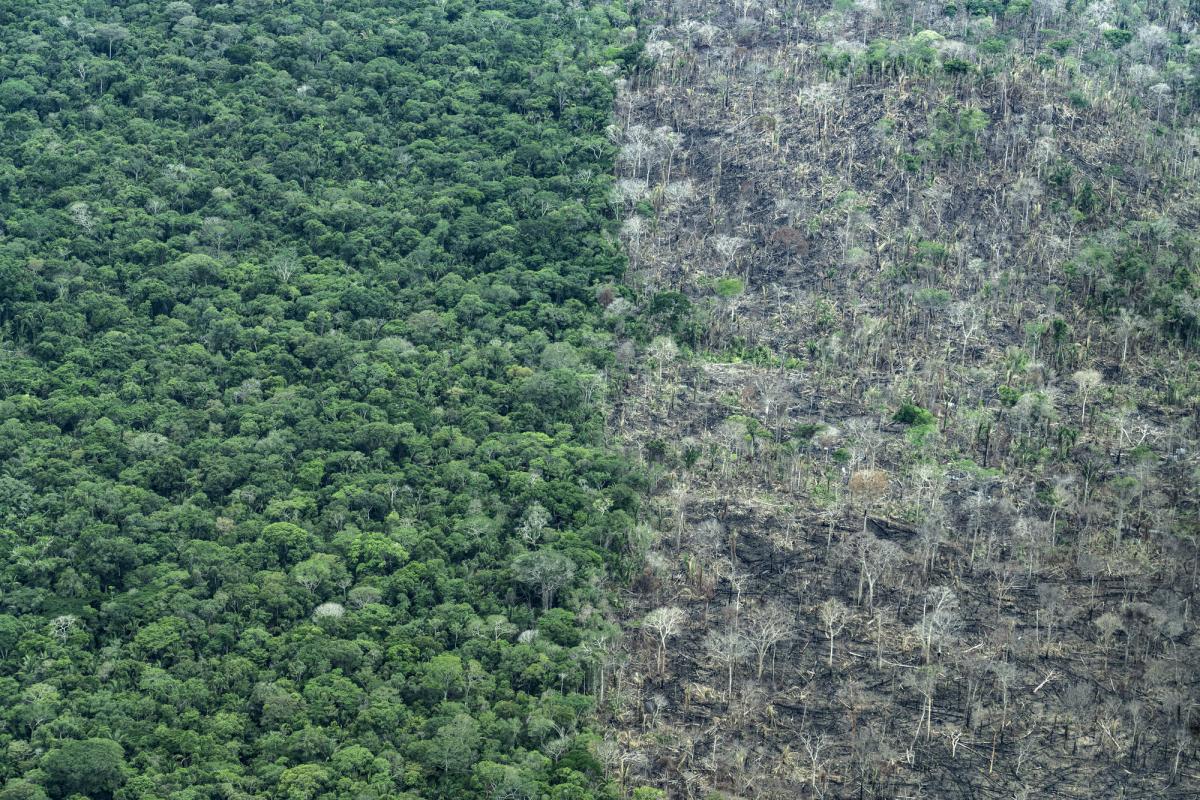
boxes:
[0,1,642,798]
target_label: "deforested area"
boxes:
[600,0,1200,797]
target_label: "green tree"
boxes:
[263,522,313,566]
[277,764,331,800]
[0,780,48,800]
[424,653,465,702]
[428,714,481,774]
[43,739,127,800]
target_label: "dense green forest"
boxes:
[0,1,648,798]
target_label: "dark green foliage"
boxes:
[792,422,823,442]
[942,58,972,76]
[648,290,702,341]
[43,739,127,800]
[0,1,639,798]
[997,385,1022,406]
[1048,38,1073,56]
[924,103,989,164]
[1065,225,1200,345]
[1103,28,1133,49]
[893,402,935,427]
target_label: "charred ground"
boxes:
[597,0,1200,797]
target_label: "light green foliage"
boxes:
[715,277,745,298]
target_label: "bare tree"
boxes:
[643,606,686,673]
[848,468,889,532]
[511,549,576,611]
[1071,369,1102,426]
[913,586,959,664]
[745,601,792,680]
[801,733,831,796]
[863,536,904,608]
[818,598,851,667]
[703,626,750,700]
